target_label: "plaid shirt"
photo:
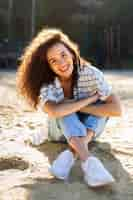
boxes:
[39,63,112,107]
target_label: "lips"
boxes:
[59,65,69,72]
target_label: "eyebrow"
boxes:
[48,50,66,62]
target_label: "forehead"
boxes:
[46,43,71,58]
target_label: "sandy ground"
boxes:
[0,69,133,200]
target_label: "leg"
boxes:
[82,129,95,146]
[68,129,94,160]
[68,132,115,187]
[66,114,108,160]
[68,136,91,161]
[68,129,95,161]
[57,112,89,158]
[49,135,90,180]
[78,112,108,146]
[49,113,88,179]
[77,115,114,187]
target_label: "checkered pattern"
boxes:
[39,63,112,106]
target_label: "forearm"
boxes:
[44,95,98,118]
[80,102,122,117]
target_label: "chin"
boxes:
[64,72,73,79]
[58,70,72,78]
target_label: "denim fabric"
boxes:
[48,100,108,142]
[57,112,108,141]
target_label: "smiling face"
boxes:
[46,42,74,81]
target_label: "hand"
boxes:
[88,92,99,103]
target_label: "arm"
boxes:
[79,94,122,117]
[42,93,99,118]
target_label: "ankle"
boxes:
[68,146,77,157]
[80,152,91,162]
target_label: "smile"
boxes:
[59,65,70,72]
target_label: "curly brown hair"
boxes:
[17,28,82,109]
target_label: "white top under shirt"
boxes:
[39,63,112,107]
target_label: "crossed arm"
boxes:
[79,94,122,117]
[42,93,122,118]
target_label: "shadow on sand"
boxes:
[16,140,133,200]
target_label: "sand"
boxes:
[0,69,133,200]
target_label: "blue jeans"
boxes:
[57,113,108,141]
[57,100,108,141]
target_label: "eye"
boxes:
[50,59,56,64]
[61,52,67,58]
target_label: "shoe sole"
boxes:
[48,167,67,180]
[89,181,114,188]
[84,176,115,188]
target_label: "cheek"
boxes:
[52,66,59,74]
[48,63,57,73]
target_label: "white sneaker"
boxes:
[49,149,75,180]
[81,156,115,187]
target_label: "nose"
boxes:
[58,58,66,66]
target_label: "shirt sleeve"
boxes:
[39,84,57,106]
[92,66,112,100]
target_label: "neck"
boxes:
[59,75,73,83]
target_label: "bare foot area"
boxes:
[0,69,133,200]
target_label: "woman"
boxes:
[17,28,122,187]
